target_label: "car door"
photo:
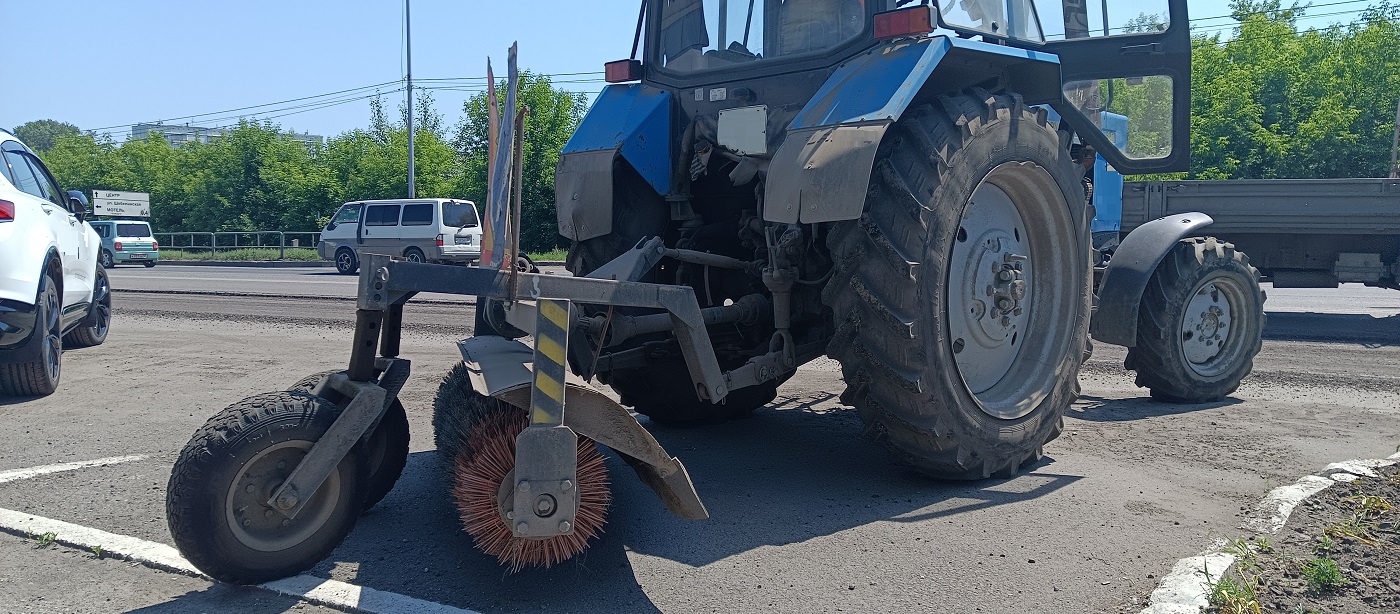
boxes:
[0,143,88,308]
[1037,0,1192,174]
[361,203,402,256]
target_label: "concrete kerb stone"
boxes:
[1137,453,1400,614]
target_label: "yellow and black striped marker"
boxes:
[529,299,572,427]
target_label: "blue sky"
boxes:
[1,0,1378,142]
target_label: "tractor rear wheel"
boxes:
[1124,237,1264,403]
[825,90,1091,479]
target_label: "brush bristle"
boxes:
[449,405,611,572]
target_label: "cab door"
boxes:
[1040,0,1192,174]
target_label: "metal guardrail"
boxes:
[154,231,322,259]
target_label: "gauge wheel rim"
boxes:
[1177,274,1250,378]
[945,162,1079,420]
[223,440,343,552]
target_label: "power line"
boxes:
[86,80,402,133]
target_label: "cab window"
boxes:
[329,204,362,228]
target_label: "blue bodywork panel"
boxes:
[1092,112,1130,234]
[790,36,1060,130]
[562,84,672,195]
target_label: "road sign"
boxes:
[92,190,150,217]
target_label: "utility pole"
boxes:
[1390,96,1400,179]
[405,0,416,197]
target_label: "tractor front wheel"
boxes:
[1125,237,1264,403]
[825,90,1090,479]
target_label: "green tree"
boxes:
[12,119,81,153]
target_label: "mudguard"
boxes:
[555,85,671,241]
[1092,213,1214,347]
[765,36,1061,224]
[458,335,709,520]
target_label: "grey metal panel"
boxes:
[555,149,617,241]
[1123,179,1400,234]
[1092,213,1214,347]
[764,124,887,224]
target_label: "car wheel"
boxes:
[335,248,359,275]
[0,272,63,397]
[143,260,157,268]
[64,268,111,348]
[100,250,115,269]
[404,247,426,263]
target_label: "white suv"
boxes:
[0,129,111,397]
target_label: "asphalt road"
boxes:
[0,264,1396,613]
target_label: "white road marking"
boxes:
[0,455,147,484]
[1138,457,1398,614]
[0,507,481,614]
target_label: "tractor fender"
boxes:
[765,36,1062,224]
[458,335,709,520]
[556,85,672,241]
[1091,213,1214,347]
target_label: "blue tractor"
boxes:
[165,0,1265,581]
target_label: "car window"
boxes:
[331,204,362,225]
[117,223,152,237]
[401,203,433,226]
[93,225,110,238]
[442,201,479,228]
[0,148,14,186]
[365,204,400,226]
[23,155,65,205]
[2,150,46,199]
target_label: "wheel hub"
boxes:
[949,184,1033,396]
[225,442,340,552]
[1182,282,1233,367]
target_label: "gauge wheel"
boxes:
[1125,237,1265,403]
[287,371,410,511]
[166,391,369,585]
[335,248,359,275]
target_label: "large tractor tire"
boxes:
[166,391,369,584]
[825,90,1091,479]
[1124,237,1265,403]
[566,165,769,424]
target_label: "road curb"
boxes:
[148,261,331,268]
[1137,450,1400,613]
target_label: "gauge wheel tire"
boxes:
[100,250,115,269]
[404,247,427,263]
[824,90,1091,480]
[287,371,411,511]
[64,268,112,348]
[335,248,359,275]
[0,273,63,397]
[564,163,774,424]
[1125,237,1265,403]
[166,391,369,585]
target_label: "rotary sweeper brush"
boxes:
[165,0,1265,583]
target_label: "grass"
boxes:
[159,247,322,262]
[31,531,57,548]
[527,248,569,262]
[1300,557,1346,594]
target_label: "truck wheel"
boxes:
[288,371,410,511]
[825,90,1090,479]
[64,268,111,348]
[1125,237,1264,403]
[166,391,369,584]
[335,248,359,275]
[0,273,63,397]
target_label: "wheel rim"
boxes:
[946,162,1081,420]
[101,252,113,268]
[41,286,61,383]
[91,275,111,339]
[337,251,354,271]
[406,250,424,263]
[1178,275,1249,378]
[224,441,342,552]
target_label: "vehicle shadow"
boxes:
[127,584,319,613]
[1069,393,1243,422]
[323,390,1078,613]
[1264,311,1400,348]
